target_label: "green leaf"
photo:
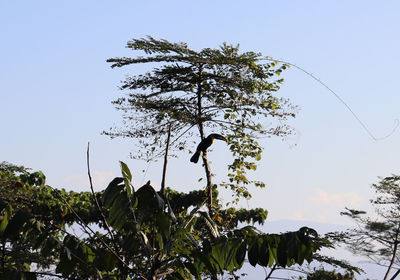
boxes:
[193,250,216,275]
[267,235,279,266]
[120,161,133,196]
[136,183,164,214]
[211,240,227,271]
[224,239,240,271]
[277,235,288,267]
[82,244,95,263]
[108,200,128,230]
[258,237,269,266]
[268,245,275,266]
[235,240,247,268]
[104,250,118,271]
[248,237,259,267]
[184,261,200,279]
[102,177,124,208]
[156,213,170,240]
[0,205,11,235]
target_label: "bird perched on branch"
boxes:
[190,133,228,163]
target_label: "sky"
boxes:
[1,1,400,231]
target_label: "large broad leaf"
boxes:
[102,177,131,230]
[234,240,247,268]
[277,235,288,267]
[191,250,217,275]
[103,250,118,272]
[102,177,124,208]
[248,236,259,267]
[224,239,241,271]
[82,244,96,263]
[258,236,270,266]
[184,261,200,280]
[211,239,228,271]
[295,242,308,265]
[108,197,129,230]
[120,161,133,197]
[136,183,164,216]
[267,244,275,267]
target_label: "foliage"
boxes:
[0,162,99,280]
[311,254,362,276]
[104,36,298,201]
[300,268,355,280]
[338,175,400,279]
[0,38,351,280]
[0,162,330,280]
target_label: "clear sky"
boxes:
[1,1,400,226]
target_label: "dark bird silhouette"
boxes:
[190,133,228,163]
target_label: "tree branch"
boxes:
[265,264,277,280]
[87,143,118,243]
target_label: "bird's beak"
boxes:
[217,135,228,143]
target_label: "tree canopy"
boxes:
[338,175,400,280]
[0,162,335,280]
[105,36,298,202]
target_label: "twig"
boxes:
[86,143,117,243]
[184,197,208,229]
[149,122,196,160]
[31,271,64,278]
[390,268,400,280]
[265,264,277,280]
[87,143,140,278]
[384,222,400,280]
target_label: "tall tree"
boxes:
[339,175,400,280]
[104,36,297,205]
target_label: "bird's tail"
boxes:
[190,151,200,163]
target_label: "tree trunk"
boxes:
[196,65,213,209]
[384,223,400,280]
[161,123,172,195]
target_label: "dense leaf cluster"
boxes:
[0,162,329,279]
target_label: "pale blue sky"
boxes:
[1,1,400,225]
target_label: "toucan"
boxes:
[190,133,228,163]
